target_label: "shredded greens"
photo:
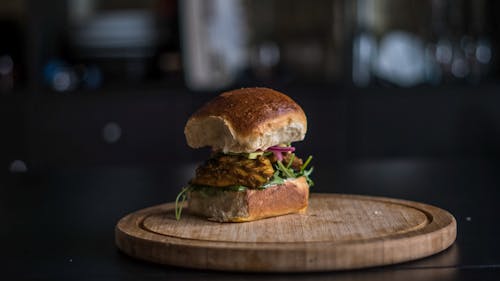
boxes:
[225,151,264,159]
[192,184,248,195]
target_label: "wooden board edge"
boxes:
[115,193,457,272]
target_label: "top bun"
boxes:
[184,87,307,153]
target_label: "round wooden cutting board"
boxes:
[115,193,456,272]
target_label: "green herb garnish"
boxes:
[261,170,285,188]
[301,155,313,173]
[286,154,295,169]
[175,186,190,220]
[274,154,314,187]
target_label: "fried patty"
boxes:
[191,154,275,188]
[191,152,304,189]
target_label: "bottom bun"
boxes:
[187,177,309,222]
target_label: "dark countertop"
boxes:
[2,158,500,280]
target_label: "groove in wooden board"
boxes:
[142,196,429,243]
[115,193,456,272]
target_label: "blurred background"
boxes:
[1,0,500,183]
[3,2,500,277]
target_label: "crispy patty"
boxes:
[191,153,303,189]
[191,154,274,188]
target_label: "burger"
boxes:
[175,87,313,222]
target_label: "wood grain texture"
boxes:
[115,193,456,272]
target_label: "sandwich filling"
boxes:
[175,145,313,220]
[191,145,313,189]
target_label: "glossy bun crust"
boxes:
[184,87,307,153]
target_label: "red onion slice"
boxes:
[272,151,283,161]
[266,145,295,161]
[266,145,295,152]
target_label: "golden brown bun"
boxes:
[184,87,307,153]
[187,177,309,222]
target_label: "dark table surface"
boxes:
[2,158,500,280]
